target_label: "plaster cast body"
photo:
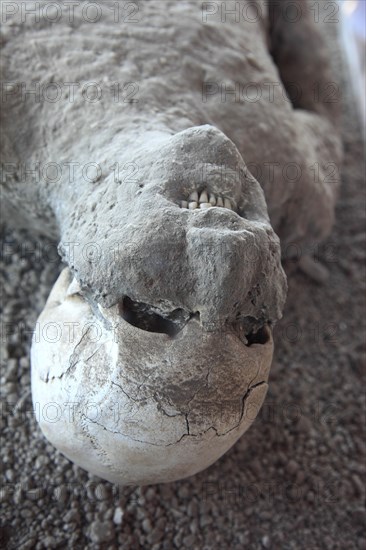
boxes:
[1,1,341,484]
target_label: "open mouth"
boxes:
[179,189,236,212]
[118,295,271,347]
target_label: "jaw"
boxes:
[32,125,285,484]
[57,125,286,332]
[31,267,274,485]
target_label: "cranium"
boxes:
[31,127,286,484]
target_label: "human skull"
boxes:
[31,126,287,484]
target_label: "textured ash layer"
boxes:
[0,0,294,325]
[1,0,341,254]
[1,0,343,330]
[56,126,286,331]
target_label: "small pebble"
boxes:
[89,520,115,543]
[113,507,124,525]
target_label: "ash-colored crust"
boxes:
[1,0,341,250]
[0,0,343,323]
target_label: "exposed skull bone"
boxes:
[32,267,273,485]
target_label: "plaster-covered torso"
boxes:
[1,0,341,248]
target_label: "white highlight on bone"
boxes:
[200,202,212,209]
[188,191,198,202]
[189,201,198,209]
[199,190,208,203]
[66,277,82,297]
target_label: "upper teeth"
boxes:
[183,190,233,211]
[199,190,208,203]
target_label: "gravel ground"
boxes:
[1,19,365,550]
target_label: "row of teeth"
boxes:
[180,190,234,211]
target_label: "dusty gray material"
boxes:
[1,1,341,253]
[0,0,343,485]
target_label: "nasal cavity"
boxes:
[119,296,188,336]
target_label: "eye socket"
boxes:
[119,297,189,336]
[245,325,271,346]
[232,319,271,346]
